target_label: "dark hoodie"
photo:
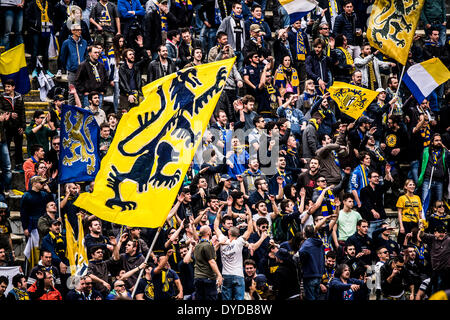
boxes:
[298,237,325,278]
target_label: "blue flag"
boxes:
[59,104,100,184]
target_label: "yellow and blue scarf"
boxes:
[315,187,336,217]
[173,0,192,10]
[157,6,168,33]
[274,65,299,92]
[295,30,307,61]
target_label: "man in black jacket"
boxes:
[272,248,300,300]
[0,79,25,171]
[345,219,373,267]
[75,45,109,108]
[147,45,177,83]
[380,256,414,300]
[119,44,149,111]
[359,167,393,237]
[179,27,203,68]
[332,0,362,59]
[143,0,178,56]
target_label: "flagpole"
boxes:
[130,226,162,299]
[389,64,406,117]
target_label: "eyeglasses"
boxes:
[84,282,93,285]
[317,179,326,183]
[436,204,444,208]
[381,251,389,254]
[321,27,329,30]
[115,284,125,287]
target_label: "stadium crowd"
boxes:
[0,0,449,301]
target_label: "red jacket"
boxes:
[23,157,38,190]
[28,280,62,301]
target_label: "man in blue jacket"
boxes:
[332,0,361,59]
[118,0,145,39]
[299,225,325,300]
[40,220,69,275]
[328,263,367,300]
[59,24,87,105]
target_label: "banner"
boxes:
[0,266,21,294]
[328,82,379,120]
[367,0,425,65]
[74,58,235,228]
[403,58,450,104]
[65,214,88,277]
[59,104,100,184]
[23,229,40,270]
[0,43,31,94]
[279,0,318,24]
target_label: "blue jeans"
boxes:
[200,26,217,54]
[82,93,104,109]
[194,278,218,301]
[113,82,120,113]
[368,219,384,239]
[192,4,204,35]
[303,277,321,301]
[408,160,420,185]
[278,6,290,28]
[1,7,23,50]
[421,180,443,212]
[222,275,245,300]
[0,142,12,192]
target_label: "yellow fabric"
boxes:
[367,0,425,65]
[337,47,354,72]
[328,81,379,120]
[65,214,89,276]
[396,194,422,223]
[0,43,27,74]
[74,58,235,228]
[36,0,50,23]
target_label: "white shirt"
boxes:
[218,234,246,277]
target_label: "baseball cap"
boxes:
[0,202,8,210]
[221,174,232,181]
[376,88,386,93]
[359,116,373,124]
[54,94,65,101]
[250,24,262,33]
[30,176,47,185]
[51,219,62,226]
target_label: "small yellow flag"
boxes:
[367,0,425,65]
[328,82,379,120]
[74,58,235,228]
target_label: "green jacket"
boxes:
[25,121,57,156]
[418,146,447,187]
[420,0,446,25]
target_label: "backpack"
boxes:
[271,215,288,243]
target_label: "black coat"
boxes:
[147,58,177,83]
[272,261,300,300]
[24,0,55,34]
[143,10,178,52]
[305,51,332,84]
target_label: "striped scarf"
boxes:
[274,65,299,92]
[420,125,431,147]
[432,150,441,166]
[310,118,319,131]
[332,150,340,167]
[157,6,168,33]
[161,270,170,292]
[318,231,332,252]
[315,187,336,217]
[231,11,243,20]
[360,164,369,188]
[173,0,192,10]
[89,60,101,82]
[287,147,297,156]
[295,30,307,61]
[337,47,354,72]
[249,16,264,25]
[367,59,377,90]
[36,0,52,34]
[49,231,65,257]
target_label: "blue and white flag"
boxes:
[59,104,100,184]
[279,0,318,24]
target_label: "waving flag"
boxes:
[279,0,318,24]
[0,43,31,94]
[65,214,89,277]
[74,58,235,228]
[367,0,425,65]
[403,58,450,104]
[59,104,100,184]
[328,82,379,120]
[24,229,40,270]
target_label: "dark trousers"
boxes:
[5,127,23,166]
[194,278,218,301]
[30,33,50,71]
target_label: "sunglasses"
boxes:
[261,226,268,230]
[317,179,326,183]
[115,284,125,287]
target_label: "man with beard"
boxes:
[345,219,373,267]
[242,157,265,195]
[372,223,401,257]
[37,201,59,240]
[151,249,183,300]
[75,45,109,108]
[268,155,293,197]
[147,45,177,83]
[84,91,106,126]
[297,157,321,200]
[118,44,149,111]
[328,264,367,301]
[418,133,449,208]
[113,233,146,290]
[248,177,273,214]
[319,251,337,300]
[85,218,114,260]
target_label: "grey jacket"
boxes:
[217,16,246,52]
[354,54,392,89]
[302,122,319,159]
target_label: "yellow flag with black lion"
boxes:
[367,0,425,65]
